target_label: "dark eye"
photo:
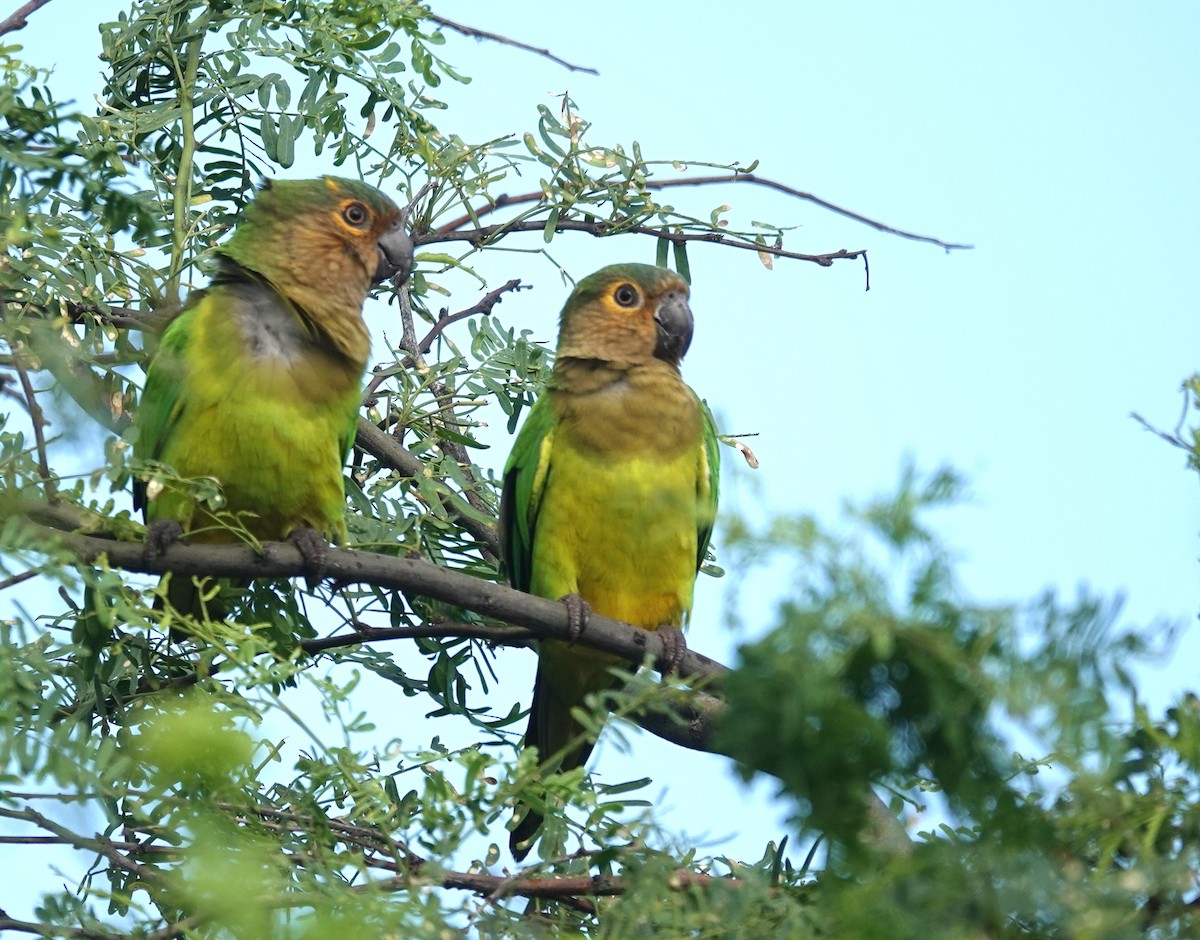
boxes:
[613,283,639,307]
[343,202,369,226]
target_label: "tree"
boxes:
[1,1,1197,937]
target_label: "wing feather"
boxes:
[696,396,721,571]
[499,396,557,593]
[132,301,199,517]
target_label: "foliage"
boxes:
[0,1,1196,937]
[721,465,1199,936]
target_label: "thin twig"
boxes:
[650,174,973,250]
[302,620,535,655]
[394,289,498,532]
[426,13,598,75]
[417,279,526,355]
[0,805,162,884]
[0,567,38,591]
[0,0,53,36]
[0,915,112,939]
[12,357,56,497]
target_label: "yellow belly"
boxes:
[529,443,700,630]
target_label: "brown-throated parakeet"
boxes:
[133,176,413,618]
[500,263,719,859]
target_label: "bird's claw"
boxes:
[288,527,330,589]
[144,519,184,562]
[656,626,688,675]
[559,593,592,644]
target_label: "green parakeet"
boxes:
[501,263,720,859]
[133,176,413,617]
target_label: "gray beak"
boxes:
[653,290,694,363]
[373,219,414,285]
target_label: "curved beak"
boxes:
[373,219,414,286]
[653,290,694,364]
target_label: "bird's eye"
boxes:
[613,283,639,307]
[342,202,369,226]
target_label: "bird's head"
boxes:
[556,263,693,368]
[215,176,414,360]
[219,175,413,296]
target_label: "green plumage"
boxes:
[501,263,719,858]
[134,177,411,616]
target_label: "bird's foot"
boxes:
[144,519,184,562]
[288,527,330,589]
[656,626,688,675]
[558,593,592,644]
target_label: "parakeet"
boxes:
[133,176,413,617]
[500,263,720,859]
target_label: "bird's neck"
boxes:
[549,357,700,458]
[215,260,371,369]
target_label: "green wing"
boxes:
[499,395,557,593]
[696,396,721,571]
[132,305,196,517]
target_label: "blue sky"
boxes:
[9,0,1200,890]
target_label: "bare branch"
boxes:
[0,805,163,886]
[300,620,535,655]
[0,0,53,37]
[229,800,752,902]
[426,13,599,75]
[380,867,739,900]
[0,914,115,939]
[420,217,866,268]
[0,567,39,591]
[650,174,973,251]
[435,173,972,253]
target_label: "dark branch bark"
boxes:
[10,509,725,686]
[425,13,599,75]
[0,0,53,37]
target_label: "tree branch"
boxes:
[436,173,973,252]
[11,355,55,496]
[417,279,527,355]
[0,0,53,37]
[384,867,738,900]
[230,799,751,902]
[355,417,502,561]
[392,287,498,535]
[419,217,866,268]
[9,509,725,686]
[425,13,599,75]
[650,174,972,250]
[10,505,910,854]
[300,620,535,655]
